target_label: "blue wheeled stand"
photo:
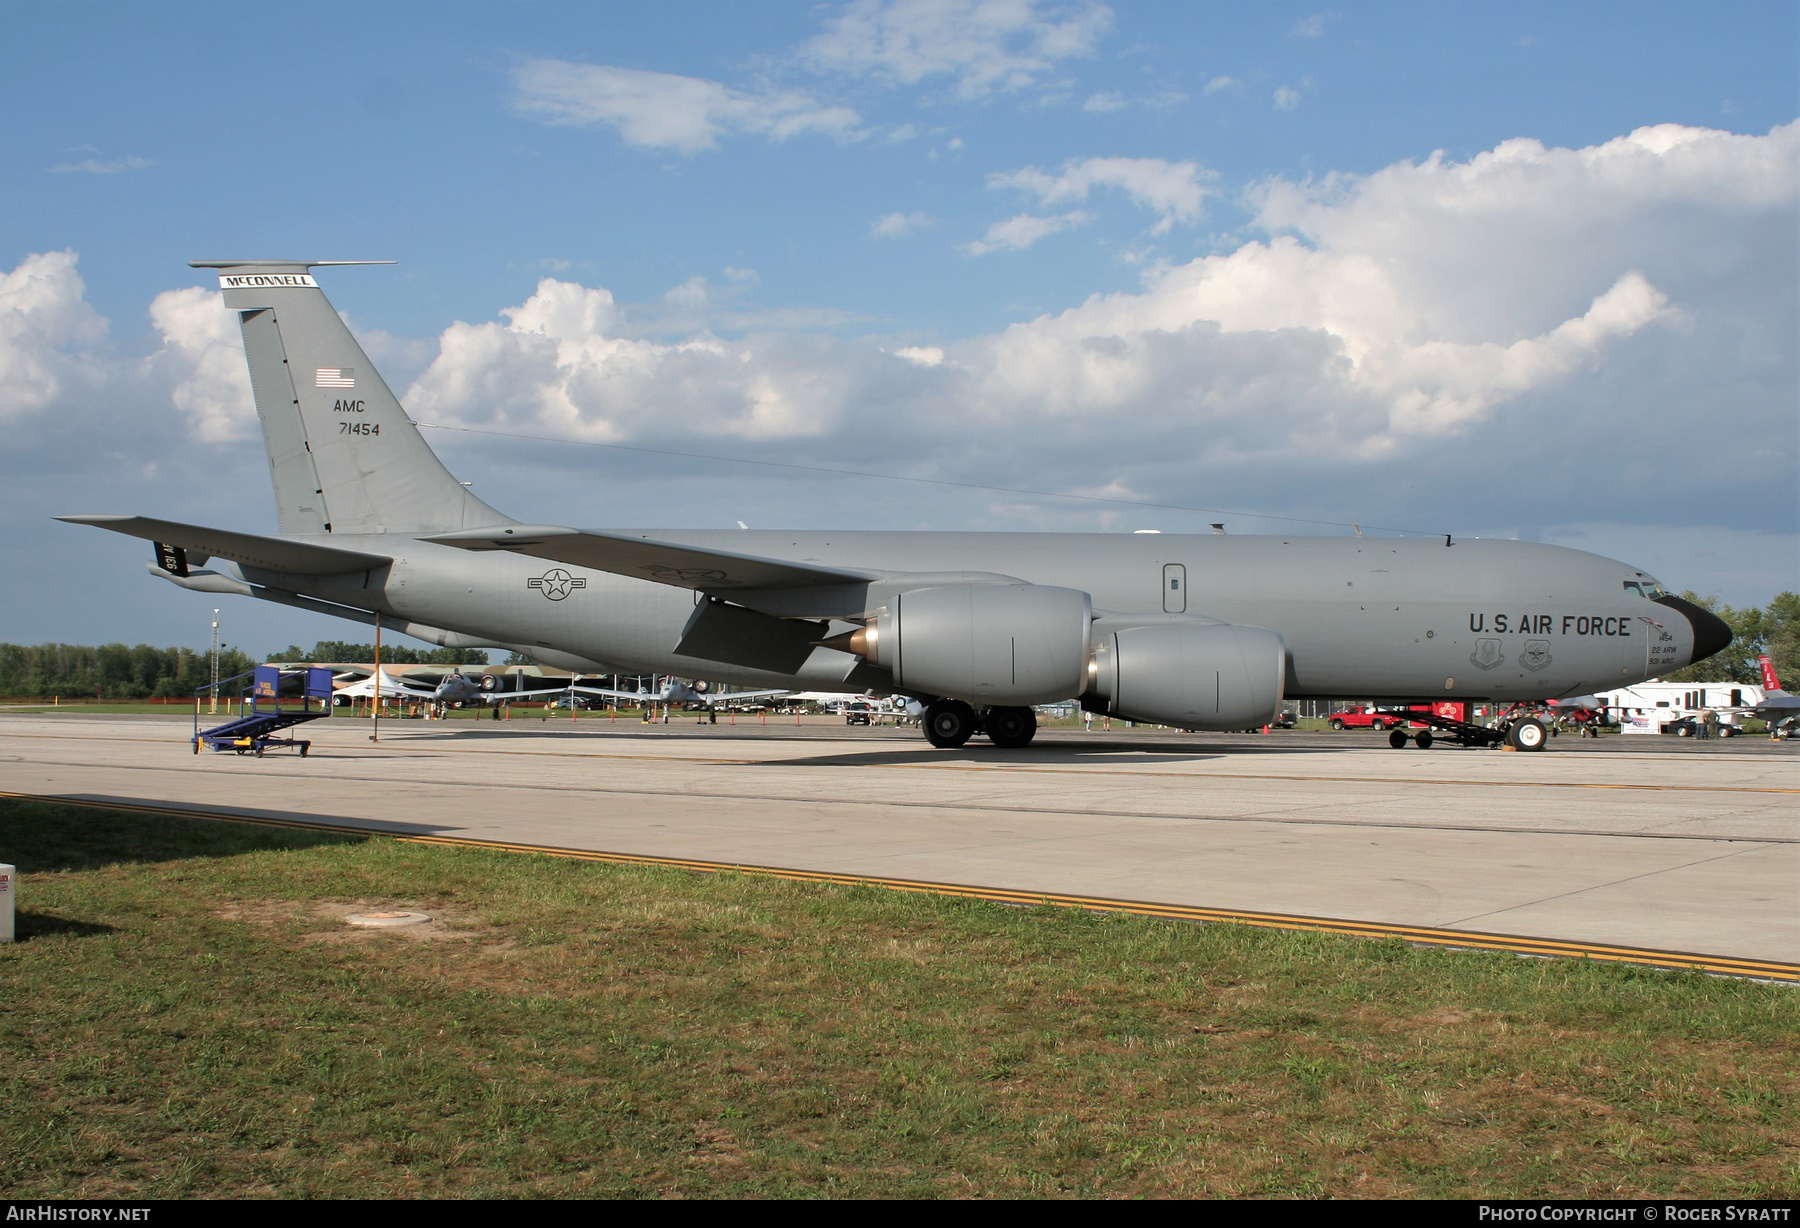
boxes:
[195,665,334,757]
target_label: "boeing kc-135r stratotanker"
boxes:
[62,261,1731,751]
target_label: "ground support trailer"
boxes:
[194,665,333,757]
[1368,703,1549,751]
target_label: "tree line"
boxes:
[0,640,488,699]
[267,642,490,666]
[0,643,262,699]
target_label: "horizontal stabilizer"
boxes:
[60,515,391,575]
[423,524,872,591]
[188,259,398,269]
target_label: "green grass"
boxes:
[1,798,1794,1198]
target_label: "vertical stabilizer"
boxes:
[1759,654,1785,694]
[194,260,512,536]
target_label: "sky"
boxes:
[1,0,1795,655]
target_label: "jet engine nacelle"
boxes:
[865,584,1092,706]
[1085,621,1286,730]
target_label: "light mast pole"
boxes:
[371,613,381,743]
[209,610,220,715]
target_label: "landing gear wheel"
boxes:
[1507,718,1547,751]
[1388,728,1408,749]
[1415,730,1434,749]
[985,706,1038,749]
[924,700,977,749]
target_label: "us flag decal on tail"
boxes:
[315,367,355,388]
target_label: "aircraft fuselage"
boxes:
[254,529,1704,702]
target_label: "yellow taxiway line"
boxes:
[7,790,1794,983]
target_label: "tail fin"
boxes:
[196,260,512,536]
[1759,654,1784,693]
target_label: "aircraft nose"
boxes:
[1654,594,1732,666]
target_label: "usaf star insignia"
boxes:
[527,569,587,601]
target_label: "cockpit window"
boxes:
[1645,581,1667,598]
[1623,581,1644,597]
[1625,579,1668,598]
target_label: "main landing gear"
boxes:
[924,700,977,748]
[922,701,1038,750]
[984,706,1038,749]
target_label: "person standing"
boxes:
[1702,708,1718,740]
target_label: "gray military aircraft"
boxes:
[63,261,1731,751]
[572,677,791,709]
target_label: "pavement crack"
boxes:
[1444,843,1776,929]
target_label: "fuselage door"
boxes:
[1162,563,1186,614]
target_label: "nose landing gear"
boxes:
[1505,717,1547,750]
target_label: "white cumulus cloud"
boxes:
[801,0,1114,98]
[872,210,930,238]
[963,210,1093,254]
[511,59,862,154]
[391,121,1793,548]
[990,156,1215,233]
[404,278,868,441]
[0,250,107,421]
[1273,86,1301,112]
[48,152,153,174]
[144,287,256,443]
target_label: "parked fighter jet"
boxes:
[1749,655,1800,739]
[331,666,485,706]
[573,676,791,709]
[65,261,1732,751]
[789,691,928,719]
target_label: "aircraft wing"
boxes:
[701,688,790,704]
[481,683,637,703]
[422,525,873,592]
[59,515,391,575]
